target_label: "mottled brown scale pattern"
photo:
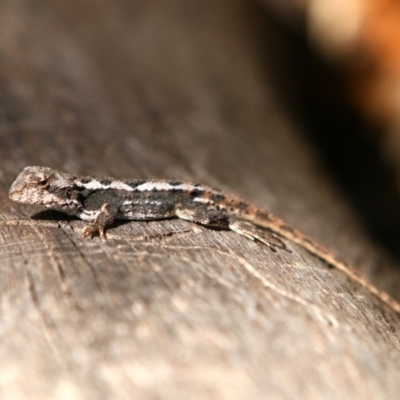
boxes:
[8,166,400,314]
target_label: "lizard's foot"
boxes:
[82,204,117,239]
[82,223,107,239]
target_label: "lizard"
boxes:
[8,165,400,314]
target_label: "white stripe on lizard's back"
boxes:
[76,179,134,191]
[76,179,204,193]
[135,181,202,192]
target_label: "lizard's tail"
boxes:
[236,206,400,314]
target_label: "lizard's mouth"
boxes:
[8,188,20,202]
[9,186,52,206]
[8,180,23,202]
[8,187,33,204]
[8,185,64,208]
[9,187,80,215]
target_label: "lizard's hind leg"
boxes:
[229,218,288,252]
[175,204,288,251]
[174,204,230,228]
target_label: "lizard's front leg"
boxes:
[82,203,118,239]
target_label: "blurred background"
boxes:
[262,0,400,260]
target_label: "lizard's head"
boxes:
[9,166,79,210]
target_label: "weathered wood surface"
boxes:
[1,1,400,399]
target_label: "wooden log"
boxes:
[0,1,400,399]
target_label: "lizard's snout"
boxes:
[8,179,23,202]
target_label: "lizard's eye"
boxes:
[38,178,49,189]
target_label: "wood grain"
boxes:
[1,1,400,399]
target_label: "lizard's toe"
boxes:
[82,224,99,238]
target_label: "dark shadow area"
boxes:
[31,210,79,221]
[257,6,400,262]
[31,210,133,238]
[295,41,400,261]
